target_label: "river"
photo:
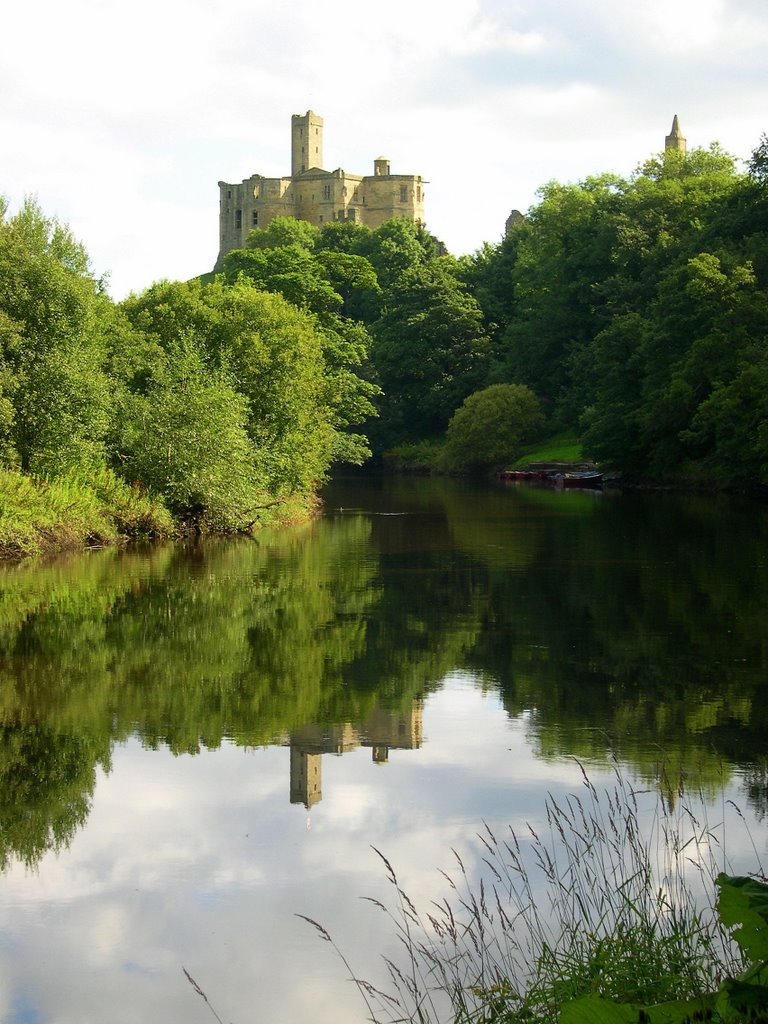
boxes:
[0,474,766,1023]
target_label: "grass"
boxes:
[511,434,584,469]
[381,434,587,475]
[304,760,754,1024]
[0,467,174,559]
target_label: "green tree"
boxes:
[246,216,320,251]
[221,236,379,466]
[0,197,114,475]
[442,383,545,471]
[371,261,491,447]
[116,341,263,529]
[118,279,336,499]
[358,217,436,289]
[496,175,623,424]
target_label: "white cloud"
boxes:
[2,0,767,295]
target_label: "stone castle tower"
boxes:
[216,110,426,268]
[665,114,687,155]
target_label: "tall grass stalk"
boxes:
[313,760,751,1024]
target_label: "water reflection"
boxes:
[2,476,768,1024]
[289,705,423,807]
[0,477,767,871]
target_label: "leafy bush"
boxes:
[116,342,264,531]
[442,383,545,471]
[382,439,444,472]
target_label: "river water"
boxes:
[0,475,766,1023]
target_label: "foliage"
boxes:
[562,873,768,1024]
[371,261,491,447]
[748,134,768,186]
[442,383,545,471]
[0,466,172,558]
[466,138,768,483]
[382,438,445,472]
[221,218,380,465]
[117,278,337,506]
[0,197,114,476]
[115,341,264,529]
[307,765,746,1024]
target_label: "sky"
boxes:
[3,0,767,299]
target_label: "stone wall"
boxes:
[215,110,426,268]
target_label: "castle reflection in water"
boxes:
[286,702,423,808]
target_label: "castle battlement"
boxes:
[215,110,426,268]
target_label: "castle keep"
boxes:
[216,110,426,267]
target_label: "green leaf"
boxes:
[716,873,768,961]
[716,977,768,1020]
[561,995,715,1024]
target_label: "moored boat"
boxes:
[557,470,603,488]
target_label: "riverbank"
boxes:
[0,468,175,559]
[0,468,323,561]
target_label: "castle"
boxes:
[665,114,687,154]
[215,110,426,268]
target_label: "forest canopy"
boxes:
[2,132,767,555]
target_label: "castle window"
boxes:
[235,209,242,229]
[323,184,331,200]
[252,211,259,226]
[417,186,421,202]
[348,208,357,222]
[400,186,408,203]
[227,190,232,199]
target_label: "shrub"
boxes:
[442,384,545,472]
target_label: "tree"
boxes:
[116,341,263,529]
[492,175,623,425]
[245,216,319,251]
[0,198,113,475]
[442,384,545,471]
[371,261,491,447]
[358,217,435,289]
[221,239,379,466]
[118,279,336,497]
[747,134,768,186]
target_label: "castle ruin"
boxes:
[665,114,687,155]
[216,110,426,268]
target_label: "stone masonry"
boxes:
[215,110,426,268]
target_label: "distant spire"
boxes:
[665,114,687,155]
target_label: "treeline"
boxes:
[2,133,767,555]
[222,135,768,483]
[464,139,768,482]
[0,199,385,554]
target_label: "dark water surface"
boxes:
[1,475,766,1022]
